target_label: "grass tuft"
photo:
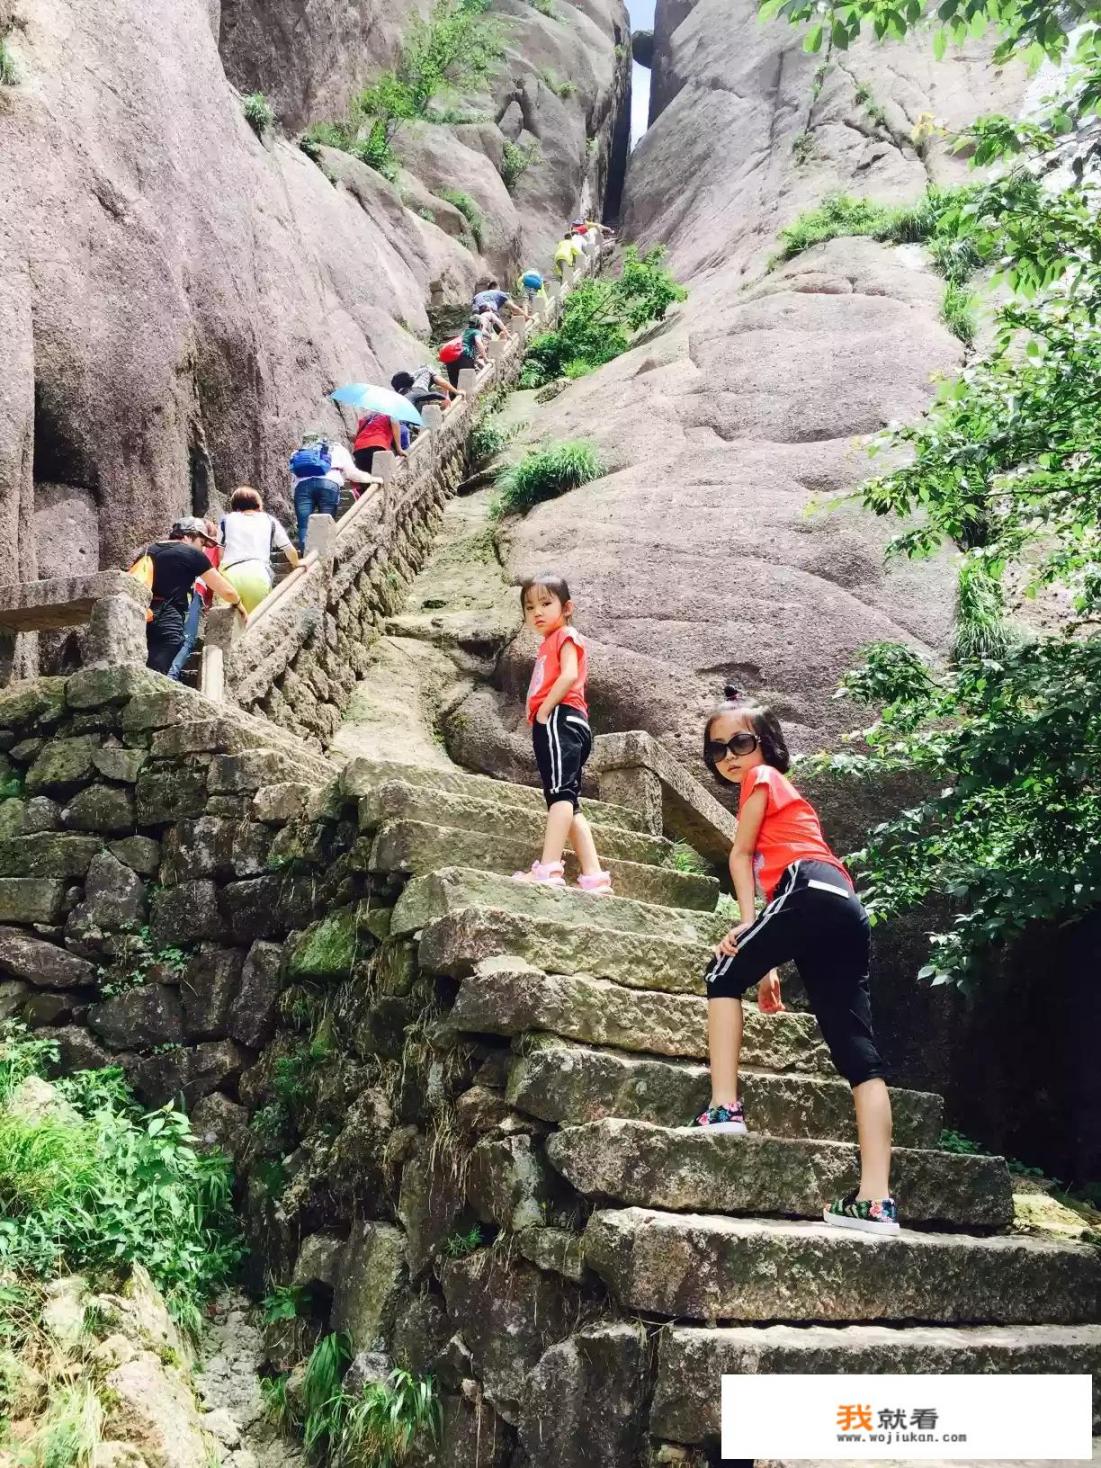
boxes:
[491,440,605,518]
[244,91,275,137]
[439,188,485,249]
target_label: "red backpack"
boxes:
[438,337,464,365]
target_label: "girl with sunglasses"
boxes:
[693,686,898,1236]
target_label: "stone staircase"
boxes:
[349,754,1101,1460]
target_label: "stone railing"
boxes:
[0,572,151,684]
[591,729,734,864]
[201,245,606,746]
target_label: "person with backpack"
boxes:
[130,518,245,676]
[219,486,298,614]
[439,316,487,388]
[516,269,549,314]
[289,430,375,553]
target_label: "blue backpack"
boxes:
[289,441,332,478]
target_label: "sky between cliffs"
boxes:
[627,0,654,144]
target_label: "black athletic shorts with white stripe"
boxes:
[532,705,592,811]
[705,859,886,1087]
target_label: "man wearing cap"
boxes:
[166,519,222,682]
[142,519,244,676]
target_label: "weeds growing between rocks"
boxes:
[0,1026,242,1329]
[243,92,275,138]
[491,441,605,518]
[439,188,485,250]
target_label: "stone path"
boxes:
[342,756,1101,1459]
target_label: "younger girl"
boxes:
[512,573,612,894]
[694,686,898,1236]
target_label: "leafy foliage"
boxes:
[441,1224,484,1256]
[262,1283,311,1324]
[0,1027,242,1323]
[817,637,1101,988]
[760,0,1101,987]
[270,1332,440,1467]
[491,441,605,517]
[500,139,541,191]
[298,0,499,179]
[243,92,275,137]
[439,188,485,249]
[0,34,20,86]
[520,246,686,387]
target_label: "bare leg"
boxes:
[568,811,602,876]
[708,997,743,1108]
[853,1077,893,1199]
[540,800,575,867]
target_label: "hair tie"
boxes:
[723,683,741,701]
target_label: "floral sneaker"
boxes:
[823,1191,900,1236]
[688,1102,748,1135]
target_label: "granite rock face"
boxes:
[450,0,1033,774]
[0,0,625,669]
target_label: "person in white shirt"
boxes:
[288,430,376,552]
[219,486,298,613]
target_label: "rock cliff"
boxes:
[466,0,1033,770]
[0,0,626,645]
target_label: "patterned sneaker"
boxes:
[823,1191,900,1236]
[576,871,613,895]
[512,860,566,887]
[688,1102,748,1135]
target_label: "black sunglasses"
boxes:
[707,731,760,763]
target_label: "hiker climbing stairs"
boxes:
[337,753,1101,1457]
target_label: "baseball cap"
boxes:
[173,516,218,543]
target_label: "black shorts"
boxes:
[532,706,592,811]
[705,859,886,1087]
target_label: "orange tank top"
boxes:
[739,764,850,901]
[526,626,589,724]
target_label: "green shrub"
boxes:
[298,0,498,179]
[938,1128,987,1155]
[244,92,275,137]
[0,36,20,86]
[439,188,485,249]
[500,139,540,191]
[262,1283,311,1324]
[337,1369,441,1466]
[791,129,814,164]
[941,279,977,347]
[529,0,557,15]
[665,840,710,876]
[520,246,686,388]
[540,70,576,98]
[0,1027,241,1325]
[492,441,605,518]
[468,416,511,465]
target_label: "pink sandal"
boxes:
[512,860,566,887]
[576,871,613,895]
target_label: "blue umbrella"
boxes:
[330,382,424,427]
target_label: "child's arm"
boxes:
[535,641,580,724]
[715,786,768,957]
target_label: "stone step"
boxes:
[394,868,724,955]
[418,904,718,997]
[370,821,718,911]
[358,779,676,868]
[340,757,649,833]
[445,961,833,1075]
[583,1207,1101,1325]
[548,1120,1013,1229]
[651,1323,1101,1443]
[507,1036,942,1147]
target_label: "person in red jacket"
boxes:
[353,412,406,474]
